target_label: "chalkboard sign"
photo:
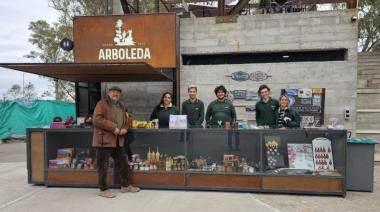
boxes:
[281,88,325,126]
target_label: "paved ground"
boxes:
[0,142,379,212]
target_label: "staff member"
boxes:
[206,85,237,128]
[255,84,279,128]
[182,85,205,128]
[92,86,140,198]
[277,95,301,128]
[150,92,178,128]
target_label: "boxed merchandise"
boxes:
[57,148,73,158]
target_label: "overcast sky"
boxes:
[0,0,60,96]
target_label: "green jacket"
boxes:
[206,99,236,128]
[255,97,279,128]
[182,99,205,128]
[276,107,301,128]
[150,104,178,128]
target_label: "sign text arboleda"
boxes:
[74,14,176,68]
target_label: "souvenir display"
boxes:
[187,154,256,173]
[287,143,314,170]
[132,148,186,171]
[48,148,96,170]
[132,119,159,129]
[282,88,325,126]
[312,138,334,171]
[265,136,285,169]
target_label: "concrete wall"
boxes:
[356,53,380,153]
[180,10,358,131]
[101,82,172,120]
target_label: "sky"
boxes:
[0,0,60,96]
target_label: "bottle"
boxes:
[166,157,170,171]
[162,154,167,170]
[147,147,151,161]
[152,151,156,164]
[156,147,160,162]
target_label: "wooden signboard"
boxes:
[74,13,177,68]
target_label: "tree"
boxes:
[24,82,37,101]
[358,0,380,52]
[25,0,106,102]
[7,84,21,99]
[41,90,53,98]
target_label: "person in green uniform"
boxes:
[150,92,178,128]
[206,85,237,128]
[276,95,301,128]
[255,84,279,128]
[182,85,205,128]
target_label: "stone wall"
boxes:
[180,10,358,131]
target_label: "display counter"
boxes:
[27,128,347,196]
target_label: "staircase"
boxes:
[357,52,380,161]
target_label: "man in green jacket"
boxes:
[255,84,279,128]
[182,85,205,128]
[206,85,239,151]
[206,85,237,128]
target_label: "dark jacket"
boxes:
[150,104,178,128]
[255,97,279,128]
[182,99,205,128]
[92,98,128,148]
[205,99,236,128]
[276,107,301,128]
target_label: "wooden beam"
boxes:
[160,0,170,11]
[218,0,225,16]
[155,0,160,12]
[228,0,249,15]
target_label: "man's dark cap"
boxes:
[109,86,122,92]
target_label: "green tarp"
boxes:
[0,100,76,140]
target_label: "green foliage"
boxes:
[7,84,21,99]
[358,0,380,52]
[24,82,37,101]
[25,0,106,102]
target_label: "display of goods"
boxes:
[312,137,334,171]
[287,143,314,170]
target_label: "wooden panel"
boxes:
[187,174,260,189]
[74,14,176,68]
[129,172,184,186]
[262,176,343,192]
[47,171,112,185]
[30,132,44,183]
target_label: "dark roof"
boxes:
[0,62,173,82]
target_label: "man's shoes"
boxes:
[121,185,140,193]
[99,189,116,198]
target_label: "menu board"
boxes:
[281,88,325,126]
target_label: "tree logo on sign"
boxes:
[114,19,136,46]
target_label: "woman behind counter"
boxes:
[150,92,178,128]
[277,95,301,128]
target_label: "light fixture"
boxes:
[60,38,74,51]
[351,16,358,22]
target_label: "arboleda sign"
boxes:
[73,13,177,68]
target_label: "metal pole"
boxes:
[22,73,25,99]
[104,0,109,15]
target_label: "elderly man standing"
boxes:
[92,86,140,198]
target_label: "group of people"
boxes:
[91,84,301,198]
[150,84,301,129]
